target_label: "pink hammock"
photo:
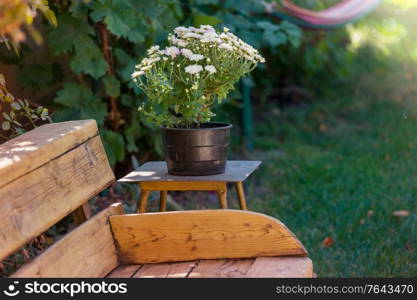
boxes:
[280,0,381,26]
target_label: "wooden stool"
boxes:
[118,161,261,213]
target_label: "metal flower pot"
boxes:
[161,122,232,176]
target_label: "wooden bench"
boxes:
[0,120,313,278]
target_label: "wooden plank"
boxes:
[0,120,98,188]
[110,210,307,264]
[245,257,313,278]
[0,136,115,261]
[188,259,254,278]
[140,181,226,191]
[72,203,93,226]
[119,160,261,183]
[133,261,197,278]
[106,265,142,278]
[12,203,123,278]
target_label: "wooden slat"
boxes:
[188,259,254,278]
[0,120,98,188]
[245,257,313,278]
[107,265,142,278]
[0,135,115,260]
[133,261,197,278]
[110,210,307,264]
[12,203,123,278]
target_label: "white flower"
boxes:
[141,57,160,65]
[223,27,230,32]
[183,32,201,39]
[219,43,233,51]
[205,65,216,74]
[148,45,160,53]
[181,48,193,58]
[131,70,145,78]
[189,54,204,61]
[200,32,218,43]
[171,37,187,47]
[174,26,188,35]
[201,25,215,32]
[140,65,153,71]
[164,46,180,58]
[184,64,203,75]
[255,54,266,63]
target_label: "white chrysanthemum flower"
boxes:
[174,26,188,35]
[164,46,180,58]
[147,45,160,54]
[172,37,187,47]
[223,27,230,32]
[183,32,201,39]
[219,43,233,51]
[184,64,203,74]
[189,54,204,61]
[181,48,193,58]
[255,54,265,63]
[140,65,153,71]
[205,65,216,74]
[131,70,145,78]
[201,25,215,32]
[200,32,218,43]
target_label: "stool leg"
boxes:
[235,182,248,210]
[138,190,150,213]
[159,191,168,212]
[217,184,228,209]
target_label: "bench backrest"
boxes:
[0,120,115,263]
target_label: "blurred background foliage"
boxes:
[1,0,304,176]
[1,0,415,170]
[1,0,417,277]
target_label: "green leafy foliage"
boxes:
[54,82,107,126]
[89,0,147,43]
[102,129,125,166]
[1,0,303,170]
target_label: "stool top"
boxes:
[119,160,261,183]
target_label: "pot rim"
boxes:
[161,122,233,131]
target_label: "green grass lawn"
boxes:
[245,95,417,277]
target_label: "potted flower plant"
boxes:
[132,25,265,175]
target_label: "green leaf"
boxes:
[48,14,94,54]
[102,130,125,165]
[89,0,147,43]
[195,0,219,5]
[114,48,136,82]
[70,36,108,79]
[256,21,280,32]
[18,64,54,90]
[54,82,107,125]
[193,15,222,27]
[54,82,90,107]
[103,74,121,97]
[264,30,287,47]
[281,21,302,48]
[124,112,143,153]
